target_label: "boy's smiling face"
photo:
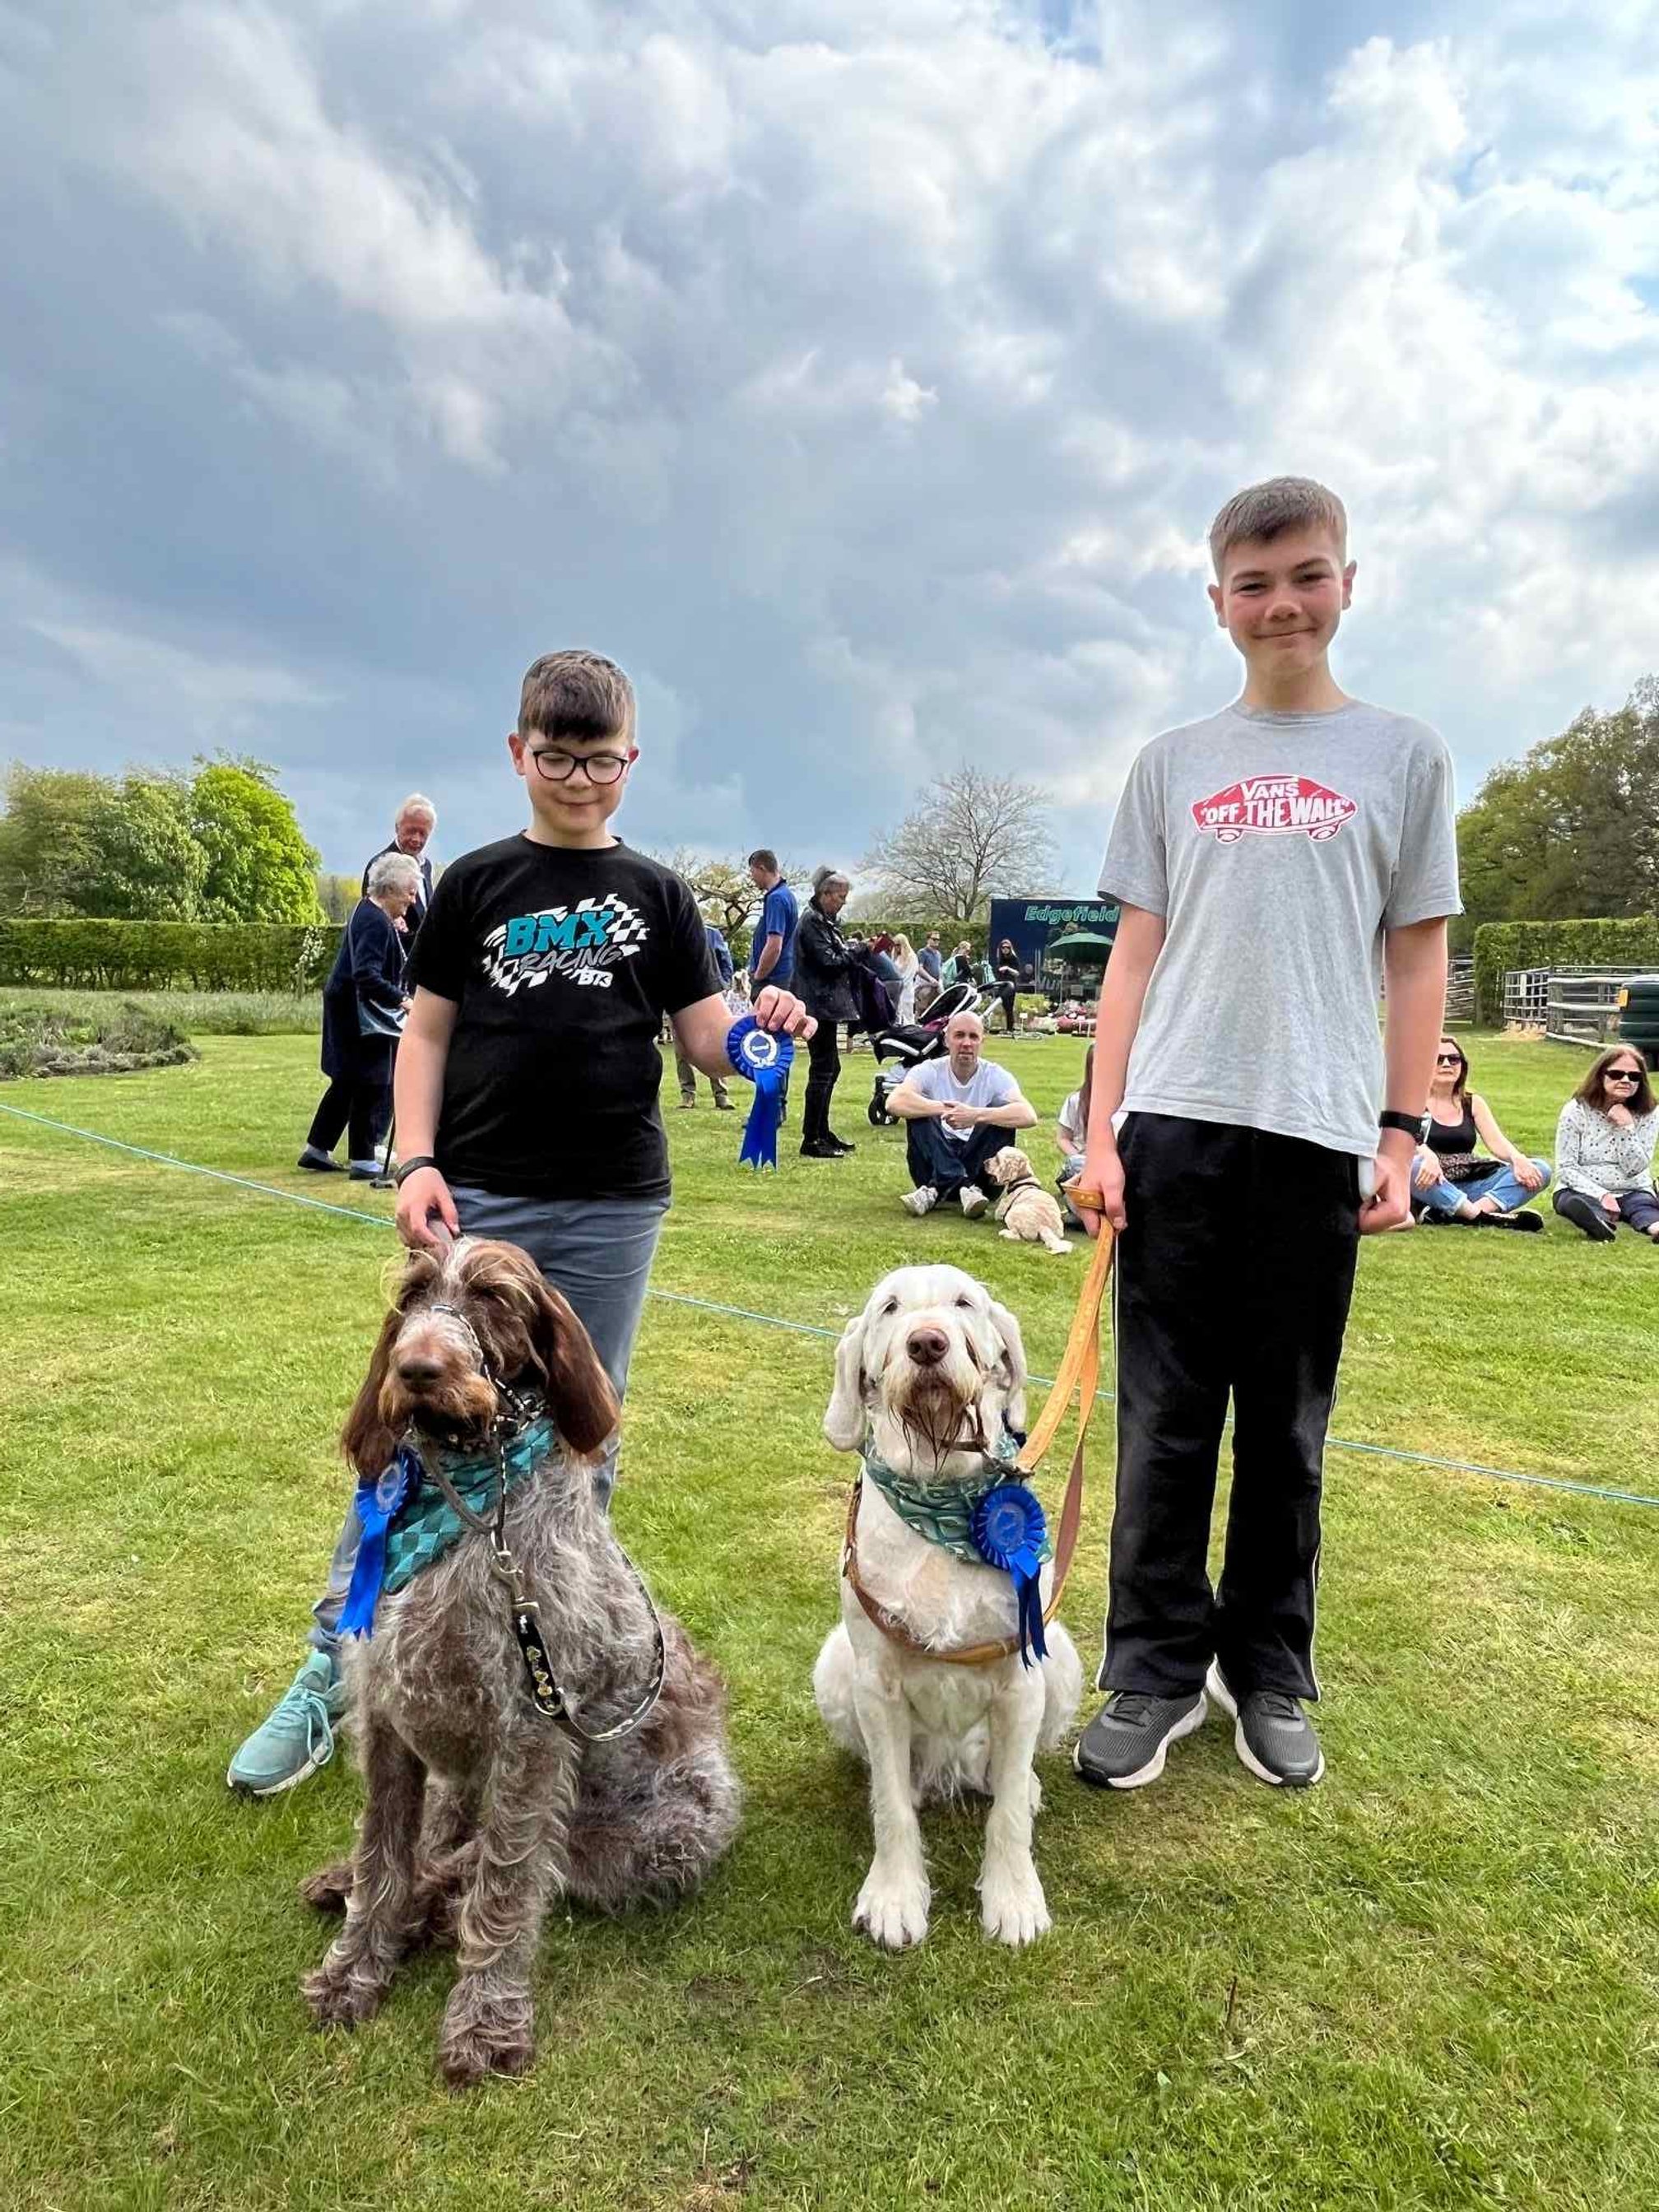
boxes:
[508,726,637,847]
[1209,525,1355,685]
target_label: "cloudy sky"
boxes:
[2,1,1656,895]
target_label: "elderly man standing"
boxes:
[362,793,437,940]
[888,1011,1037,1218]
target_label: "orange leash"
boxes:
[842,1203,1114,1666]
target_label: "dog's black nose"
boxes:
[396,1353,442,1387]
[907,1326,949,1368]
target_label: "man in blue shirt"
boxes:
[676,922,737,1109]
[918,931,944,982]
[747,850,798,992]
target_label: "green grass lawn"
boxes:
[2,1031,1657,2210]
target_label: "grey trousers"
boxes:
[309,1187,667,1655]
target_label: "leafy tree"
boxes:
[1457,677,1659,937]
[84,772,206,920]
[315,871,364,922]
[191,756,323,923]
[0,765,108,916]
[860,766,1057,923]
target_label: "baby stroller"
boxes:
[867,979,986,1125]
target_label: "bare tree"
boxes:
[859,767,1058,922]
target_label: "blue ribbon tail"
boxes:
[1013,1546,1048,1668]
[337,1513,388,1638]
[739,1067,784,1171]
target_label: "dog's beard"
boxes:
[890,1369,986,1470]
[379,1369,498,1447]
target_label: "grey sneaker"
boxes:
[1206,1662,1324,1787]
[227,1651,347,1796]
[960,1185,988,1219]
[902,1185,939,1216]
[1073,1689,1206,1790]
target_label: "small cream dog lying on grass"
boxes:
[813,1266,1082,1950]
[984,1146,1071,1255]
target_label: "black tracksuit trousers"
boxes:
[1103,1113,1362,1703]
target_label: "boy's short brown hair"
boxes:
[1208,476,1347,579]
[518,650,635,744]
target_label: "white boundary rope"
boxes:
[4,1095,1654,1513]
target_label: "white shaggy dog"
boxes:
[813,1266,1083,1949]
[984,1146,1072,1256]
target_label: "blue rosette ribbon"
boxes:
[724,1014,796,1171]
[970,1482,1050,1667]
[337,1443,421,1638]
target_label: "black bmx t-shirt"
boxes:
[406,837,719,1202]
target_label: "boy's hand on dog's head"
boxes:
[396,1167,460,1252]
[752,987,816,1040]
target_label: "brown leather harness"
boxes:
[840,1199,1113,1666]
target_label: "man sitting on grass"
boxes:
[889,1011,1037,1219]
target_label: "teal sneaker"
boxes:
[227,1650,347,1796]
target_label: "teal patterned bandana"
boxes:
[382,1418,555,1594]
[860,1424,1050,1568]
[338,1415,557,1635]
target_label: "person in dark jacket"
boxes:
[993,938,1022,1033]
[361,793,437,941]
[795,866,858,1159]
[299,852,420,1178]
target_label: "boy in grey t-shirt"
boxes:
[1071,477,1460,1796]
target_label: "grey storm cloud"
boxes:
[1,0,1656,889]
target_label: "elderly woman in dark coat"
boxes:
[298,851,420,1178]
[795,865,859,1160]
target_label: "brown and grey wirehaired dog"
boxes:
[300,1237,741,2089]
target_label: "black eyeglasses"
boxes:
[526,747,630,786]
[1435,1053,1463,1067]
[1605,1068,1643,1084]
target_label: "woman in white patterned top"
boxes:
[1551,1047,1659,1243]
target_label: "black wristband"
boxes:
[1378,1111,1429,1142]
[392,1155,439,1187]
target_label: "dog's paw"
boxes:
[853,1866,931,1951]
[439,1982,536,2090]
[301,1950,390,2028]
[978,1864,1052,1949]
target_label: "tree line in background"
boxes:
[0,758,323,924]
[3,685,1654,953]
[1453,677,1658,950]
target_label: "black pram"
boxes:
[866,980,987,1125]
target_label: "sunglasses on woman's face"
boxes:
[1435,1053,1463,1067]
[1606,1069,1643,1084]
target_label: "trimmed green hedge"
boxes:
[0,920,344,992]
[1474,917,1659,1023]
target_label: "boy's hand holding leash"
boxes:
[1071,1139,1126,1238]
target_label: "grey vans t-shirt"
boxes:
[1099,700,1461,1159]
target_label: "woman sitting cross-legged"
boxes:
[1551,1048,1659,1244]
[1411,1034,1550,1231]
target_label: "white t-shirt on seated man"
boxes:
[887,1013,1038,1217]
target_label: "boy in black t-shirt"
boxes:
[228,650,811,1798]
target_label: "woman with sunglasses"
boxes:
[1551,1048,1659,1243]
[1411,1036,1550,1229]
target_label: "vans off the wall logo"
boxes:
[1192,774,1358,845]
[481,895,651,997]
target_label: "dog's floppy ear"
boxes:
[986,1299,1029,1438]
[823,1315,870,1452]
[341,1303,402,1479]
[527,1278,620,1461]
